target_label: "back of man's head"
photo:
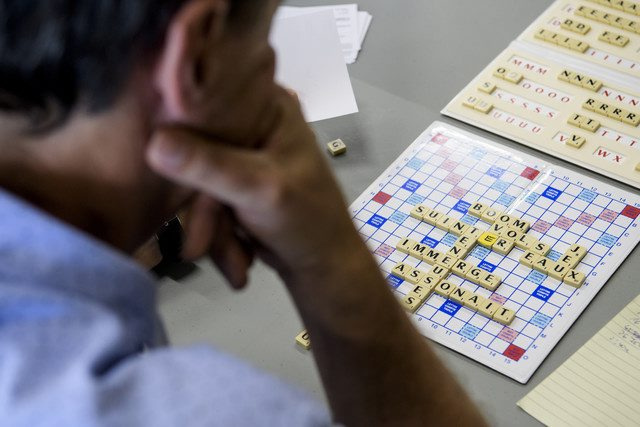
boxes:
[0,0,258,127]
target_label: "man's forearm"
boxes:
[284,232,488,427]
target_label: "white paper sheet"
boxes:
[270,10,359,123]
[276,4,363,64]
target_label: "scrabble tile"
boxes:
[466,267,485,284]
[409,242,430,260]
[464,226,483,240]
[581,117,601,133]
[583,78,603,92]
[480,273,502,291]
[564,269,587,288]
[493,307,516,326]
[583,98,599,111]
[435,281,456,298]
[463,95,480,109]
[456,235,476,249]
[436,255,457,270]
[493,67,508,80]
[474,100,494,114]
[607,106,626,121]
[478,232,500,248]
[392,262,411,279]
[510,217,531,233]
[448,244,470,259]
[417,275,439,296]
[327,139,347,156]
[481,208,500,223]
[566,244,587,262]
[430,265,450,281]
[449,221,469,236]
[520,251,540,268]
[503,228,522,242]
[409,283,433,301]
[568,113,586,128]
[622,111,640,126]
[599,30,630,46]
[490,222,508,235]
[571,73,587,86]
[568,38,590,53]
[296,330,311,350]
[410,204,430,220]
[401,294,422,313]
[504,71,523,84]
[531,241,551,257]
[421,248,443,265]
[452,260,472,278]
[493,237,515,255]
[567,134,587,149]
[435,215,454,231]
[495,213,513,226]
[464,293,486,311]
[478,300,500,318]
[450,287,470,305]
[548,261,569,280]
[533,257,551,274]
[424,210,442,226]
[479,81,497,94]
[558,253,580,269]
[558,69,574,82]
[396,238,417,254]
[406,268,426,285]
[636,162,640,172]
[515,233,536,249]
[468,202,487,217]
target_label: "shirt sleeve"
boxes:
[0,282,331,427]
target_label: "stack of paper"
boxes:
[270,9,359,123]
[518,294,640,426]
[276,4,372,64]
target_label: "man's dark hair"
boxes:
[0,0,256,127]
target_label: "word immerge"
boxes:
[393,202,588,326]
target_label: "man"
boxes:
[0,0,487,425]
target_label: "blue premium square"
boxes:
[387,275,403,288]
[402,179,421,192]
[531,313,552,328]
[367,214,387,228]
[478,261,497,273]
[487,166,505,179]
[460,324,481,340]
[421,236,439,248]
[533,285,554,302]
[453,200,471,214]
[542,186,562,201]
[439,301,462,316]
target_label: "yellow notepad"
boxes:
[518,294,640,427]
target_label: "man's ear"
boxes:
[154,0,229,123]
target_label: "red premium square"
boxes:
[373,191,392,205]
[431,133,449,145]
[621,205,640,220]
[521,167,540,180]
[503,344,526,361]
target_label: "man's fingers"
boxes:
[208,209,255,289]
[181,195,220,260]
[147,128,269,207]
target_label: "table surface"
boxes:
[157,1,640,425]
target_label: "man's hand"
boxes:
[147,88,358,287]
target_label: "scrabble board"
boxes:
[443,0,640,189]
[350,122,640,383]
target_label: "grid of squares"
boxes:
[353,129,640,367]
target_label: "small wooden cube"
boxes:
[564,269,586,288]
[464,226,483,240]
[510,217,531,233]
[435,281,456,298]
[548,261,569,280]
[406,268,426,285]
[503,228,522,242]
[456,235,476,250]
[435,215,454,231]
[392,262,410,279]
[520,251,540,268]
[430,265,450,281]
[450,287,470,305]
[478,81,497,94]
[452,260,472,278]
[566,244,587,263]
[466,267,485,284]
[481,209,500,223]
[410,204,430,220]
[478,300,500,318]
[493,237,515,255]
[531,240,551,257]
[327,139,347,156]
[401,294,422,313]
[417,275,439,296]
[395,238,416,254]
[493,307,516,325]
[449,221,468,236]
[421,248,443,265]
[296,330,311,350]
[533,257,551,274]
[436,255,457,270]
[468,202,487,217]
[464,293,485,311]
[480,273,502,291]
[424,210,442,226]
[515,233,536,249]
[478,232,500,248]
[566,134,586,149]
[448,244,470,259]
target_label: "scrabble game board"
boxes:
[350,122,640,383]
[443,0,640,189]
